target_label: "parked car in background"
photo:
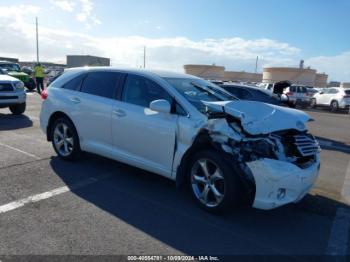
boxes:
[40,67,320,213]
[0,61,36,91]
[284,85,313,108]
[0,73,26,115]
[311,87,350,112]
[219,83,286,106]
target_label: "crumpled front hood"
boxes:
[203,100,311,135]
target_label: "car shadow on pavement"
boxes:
[49,153,350,256]
[305,108,350,115]
[0,113,33,130]
[317,136,350,155]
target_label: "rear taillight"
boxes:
[41,89,48,100]
[286,92,294,96]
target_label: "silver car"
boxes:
[0,70,26,115]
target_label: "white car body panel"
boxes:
[40,67,321,210]
[112,100,178,177]
[202,100,310,135]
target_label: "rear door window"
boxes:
[62,73,85,91]
[81,71,121,99]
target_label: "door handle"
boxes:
[70,97,81,104]
[113,109,126,117]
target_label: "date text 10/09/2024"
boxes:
[127,256,220,261]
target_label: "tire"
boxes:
[289,103,296,108]
[310,98,316,108]
[330,100,339,112]
[188,150,242,213]
[9,102,26,115]
[25,79,36,91]
[51,117,81,161]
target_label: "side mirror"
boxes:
[150,99,171,114]
[319,92,324,95]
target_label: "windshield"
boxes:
[164,77,237,113]
[0,63,21,72]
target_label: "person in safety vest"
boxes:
[34,63,45,94]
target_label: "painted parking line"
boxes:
[0,172,113,214]
[0,142,41,160]
[326,207,350,255]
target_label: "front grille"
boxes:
[294,134,320,157]
[271,130,320,168]
[0,83,14,92]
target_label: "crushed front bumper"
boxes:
[246,155,320,210]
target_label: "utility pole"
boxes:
[36,17,39,63]
[143,46,146,69]
[255,56,258,73]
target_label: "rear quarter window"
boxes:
[81,71,122,99]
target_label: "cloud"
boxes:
[50,0,76,12]
[76,0,93,22]
[0,3,348,82]
[305,52,350,82]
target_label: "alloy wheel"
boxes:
[191,158,226,208]
[53,123,74,157]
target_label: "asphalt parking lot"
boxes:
[0,93,350,258]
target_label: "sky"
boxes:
[0,0,349,81]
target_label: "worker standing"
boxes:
[34,63,45,94]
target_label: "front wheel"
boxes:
[51,118,81,161]
[9,102,26,115]
[310,98,316,108]
[330,100,339,112]
[189,150,242,213]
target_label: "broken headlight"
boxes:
[241,139,275,160]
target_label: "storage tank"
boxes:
[263,67,317,86]
[315,73,328,88]
[184,64,225,80]
[340,82,350,88]
[223,71,262,82]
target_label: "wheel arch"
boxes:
[175,130,216,187]
[46,111,75,141]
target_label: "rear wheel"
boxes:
[51,118,81,161]
[330,100,338,112]
[9,102,26,115]
[189,150,242,213]
[310,98,316,108]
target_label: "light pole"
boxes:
[36,17,39,63]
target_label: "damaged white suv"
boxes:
[40,68,321,213]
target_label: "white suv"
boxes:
[0,69,26,114]
[40,67,320,213]
[311,87,350,112]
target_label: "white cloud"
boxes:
[306,52,350,82]
[50,0,76,12]
[0,4,348,82]
[76,0,93,22]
